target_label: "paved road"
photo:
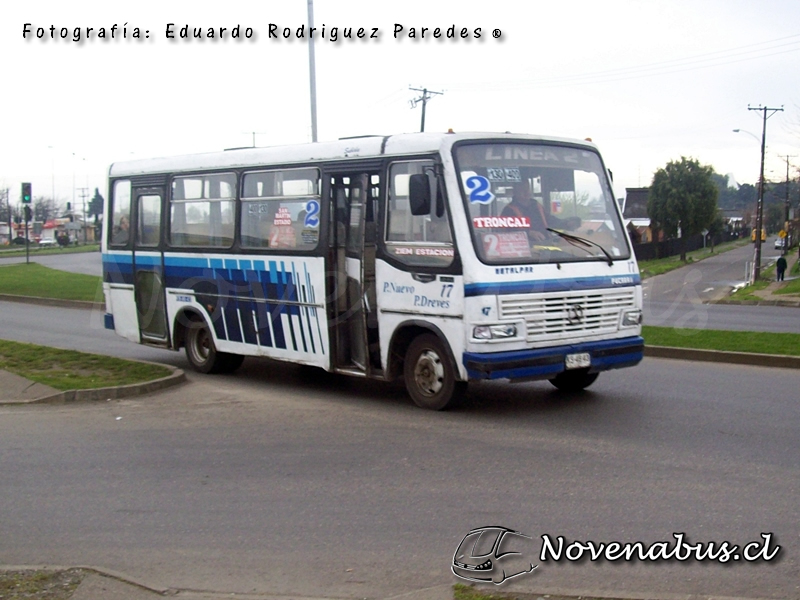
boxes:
[1,356,798,599]
[1,253,799,598]
[0,249,102,276]
[643,239,800,332]
[643,240,778,306]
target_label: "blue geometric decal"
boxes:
[103,253,325,355]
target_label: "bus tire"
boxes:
[185,319,225,374]
[549,370,598,392]
[403,334,462,410]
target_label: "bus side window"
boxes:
[110,180,132,246]
[386,160,453,267]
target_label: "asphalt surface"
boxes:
[1,357,798,600]
[1,247,799,600]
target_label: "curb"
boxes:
[645,345,800,369]
[0,361,186,406]
[713,297,800,307]
[0,293,104,311]
[0,564,169,595]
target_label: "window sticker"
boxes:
[504,167,521,182]
[473,216,530,229]
[303,199,320,227]
[273,207,292,226]
[390,246,455,258]
[486,168,505,182]
[482,232,532,259]
[465,175,495,204]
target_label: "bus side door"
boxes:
[132,187,169,345]
[328,172,379,373]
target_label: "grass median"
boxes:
[0,262,102,302]
[643,325,800,357]
[0,339,172,391]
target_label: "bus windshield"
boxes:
[455,142,630,265]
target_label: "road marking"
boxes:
[702,287,714,293]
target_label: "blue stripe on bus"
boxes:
[102,253,322,355]
[137,255,162,267]
[464,274,641,297]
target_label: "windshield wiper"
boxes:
[546,228,614,266]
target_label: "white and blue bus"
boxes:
[102,132,643,409]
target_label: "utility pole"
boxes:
[307,0,318,142]
[748,104,783,281]
[78,187,89,244]
[779,155,796,254]
[2,188,10,244]
[409,87,443,132]
[242,132,267,147]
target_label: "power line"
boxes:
[442,34,800,91]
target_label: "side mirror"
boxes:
[409,174,431,216]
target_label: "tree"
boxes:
[88,188,104,219]
[765,203,783,234]
[648,157,718,261]
[32,196,61,223]
[707,210,726,252]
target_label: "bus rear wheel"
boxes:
[549,370,598,392]
[403,334,463,410]
[185,320,243,374]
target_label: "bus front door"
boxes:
[131,188,169,345]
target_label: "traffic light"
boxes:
[24,205,33,222]
[21,182,32,203]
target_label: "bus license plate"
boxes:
[565,352,591,370]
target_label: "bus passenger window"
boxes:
[169,173,235,248]
[110,180,131,246]
[241,168,321,251]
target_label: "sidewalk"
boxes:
[716,250,800,307]
[0,365,185,406]
[0,369,60,401]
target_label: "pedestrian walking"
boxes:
[776,255,787,282]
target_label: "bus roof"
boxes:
[107,131,598,178]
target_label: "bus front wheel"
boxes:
[403,334,463,410]
[549,370,598,392]
[185,320,242,374]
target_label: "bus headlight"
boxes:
[473,324,518,340]
[621,310,642,327]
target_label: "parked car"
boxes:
[11,237,28,245]
[38,238,57,247]
[774,238,784,250]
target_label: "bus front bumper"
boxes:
[463,336,644,381]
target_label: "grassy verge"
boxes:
[775,277,800,295]
[0,243,100,258]
[0,263,102,302]
[727,263,777,302]
[637,239,749,279]
[0,569,85,599]
[0,339,172,390]
[643,325,800,357]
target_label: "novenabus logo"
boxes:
[451,526,537,585]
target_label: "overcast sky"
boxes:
[2,0,799,207]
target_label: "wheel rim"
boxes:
[413,349,445,397]
[191,326,211,364]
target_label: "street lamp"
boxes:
[732,128,760,142]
